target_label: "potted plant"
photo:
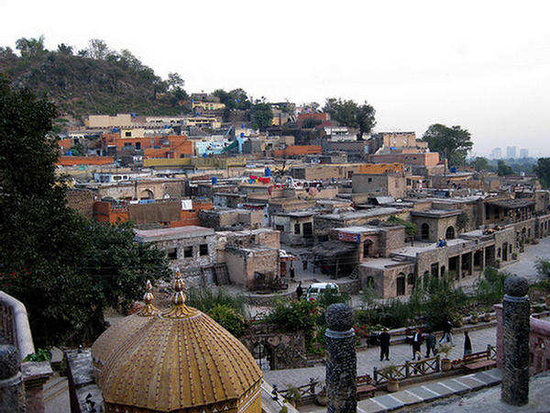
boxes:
[469,312,479,324]
[283,386,301,407]
[439,343,453,371]
[382,364,400,392]
[315,385,327,406]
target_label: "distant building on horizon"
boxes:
[520,148,529,158]
[491,147,502,159]
[506,146,517,159]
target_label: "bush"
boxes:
[317,287,350,309]
[474,267,508,306]
[266,299,321,346]
[186,288,246,315]
[207,304,248,337]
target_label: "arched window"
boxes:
[445,226,455,240]
[421,223,430,240]
[407,273,415,285]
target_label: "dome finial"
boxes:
[138,279,159,317]
[163,269,196,319]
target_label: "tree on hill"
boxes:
[422,124,473,166]
[252,102,273,131]
[0,78,170,345]
[470,156,490,172]
[323,98,376,139]
[2,37,189,118]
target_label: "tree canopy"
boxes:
[421,124,473,166]
[534,158,550,189]
[497,160,514,176]
[252,102,273,131]
[323,98,376,139]
[0,78,170,345]
[470,156,490,172]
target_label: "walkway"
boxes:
[264,325,498,389]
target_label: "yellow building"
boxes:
[92,275,262,413]
[358,163,404,174]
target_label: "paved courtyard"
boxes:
[502,236,550,281]
[264,324,498,390]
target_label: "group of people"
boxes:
[378,320,472,362]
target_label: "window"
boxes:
[199,244,209,256]
[125,131,131,137]
[275,225,284,231]
[167,247,177,260]
[294,223,301,235]
[136,142,141,150]
[124,142,132,147]
[184,246,193,258]
[368,178,372,183]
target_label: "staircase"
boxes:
[44,373,69,413]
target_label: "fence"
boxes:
[279,378,320,405]
[373,355,441,385]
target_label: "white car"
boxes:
[305,282,340,300]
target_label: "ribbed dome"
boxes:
[91,275,262,413]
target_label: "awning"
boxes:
[312,240,357,258]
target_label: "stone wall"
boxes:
[352,174,407,198]
[225,247,279,290]
[359,262,415,298]
[66,188,97,219]
[240,331,307,370]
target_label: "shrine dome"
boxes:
[91,274,262,413]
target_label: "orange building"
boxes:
[101,133,194,158]
[273,145,322,158]
[93,198,213,227]
[57,156,115,166]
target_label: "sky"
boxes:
[1,0,550,156]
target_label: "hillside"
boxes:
[0,45,187,120]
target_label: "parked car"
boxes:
[305,282,340,301]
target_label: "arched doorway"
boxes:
[445,226,455,240]
[396,273,406,296]
[140,189,154,200]
[421,223,430,240]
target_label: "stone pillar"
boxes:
[501,276,530,406]
[0,344,26,413]
[325,303,356,413]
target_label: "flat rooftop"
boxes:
[319,207,401,220]
[134,225,214,242]
[411,209,462,218]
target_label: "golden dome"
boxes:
[92,273,262,413]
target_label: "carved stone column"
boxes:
[325,303,356,413]
[0,344,26,412]
[501,276,530,406]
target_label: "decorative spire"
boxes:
[163,270,196,319]
[138,280,159,317]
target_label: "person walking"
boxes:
[412,328,423,360]
[440,318,454,345]
[289,263,296,280]
[296,281,304,299]
[463,331,472,356]
[425,330,436,358]
[379,328,390,361]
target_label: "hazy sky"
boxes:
[2,0,550,156]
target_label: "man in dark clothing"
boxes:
[464,331,472,356]
[289,264,296,279]
[379,328,390,361]
[425,331,436,358]
[296,281,304,299]
[412,328,423,360]
[440,318,454,345]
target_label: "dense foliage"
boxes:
[534,158,550,189]
[0,78,170,345]
[0,37,188,118]
[323,98,376,139]
[252,102,274,131]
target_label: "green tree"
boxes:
[323,98,376,139]
[0,78,170,345]
[534,158,550,189]
[15,36,46,57]
[57,43,73,55]
[213,88,251,110]
[471,156,489,172]
[497,160,514,176]
[86,39,110,60]
[422,124,473,166]
[252,102,273,131]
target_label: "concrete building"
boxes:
[352,173,407,199]
[272,210,317,245]
[506,146,517,159]
[134,226,217,276]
